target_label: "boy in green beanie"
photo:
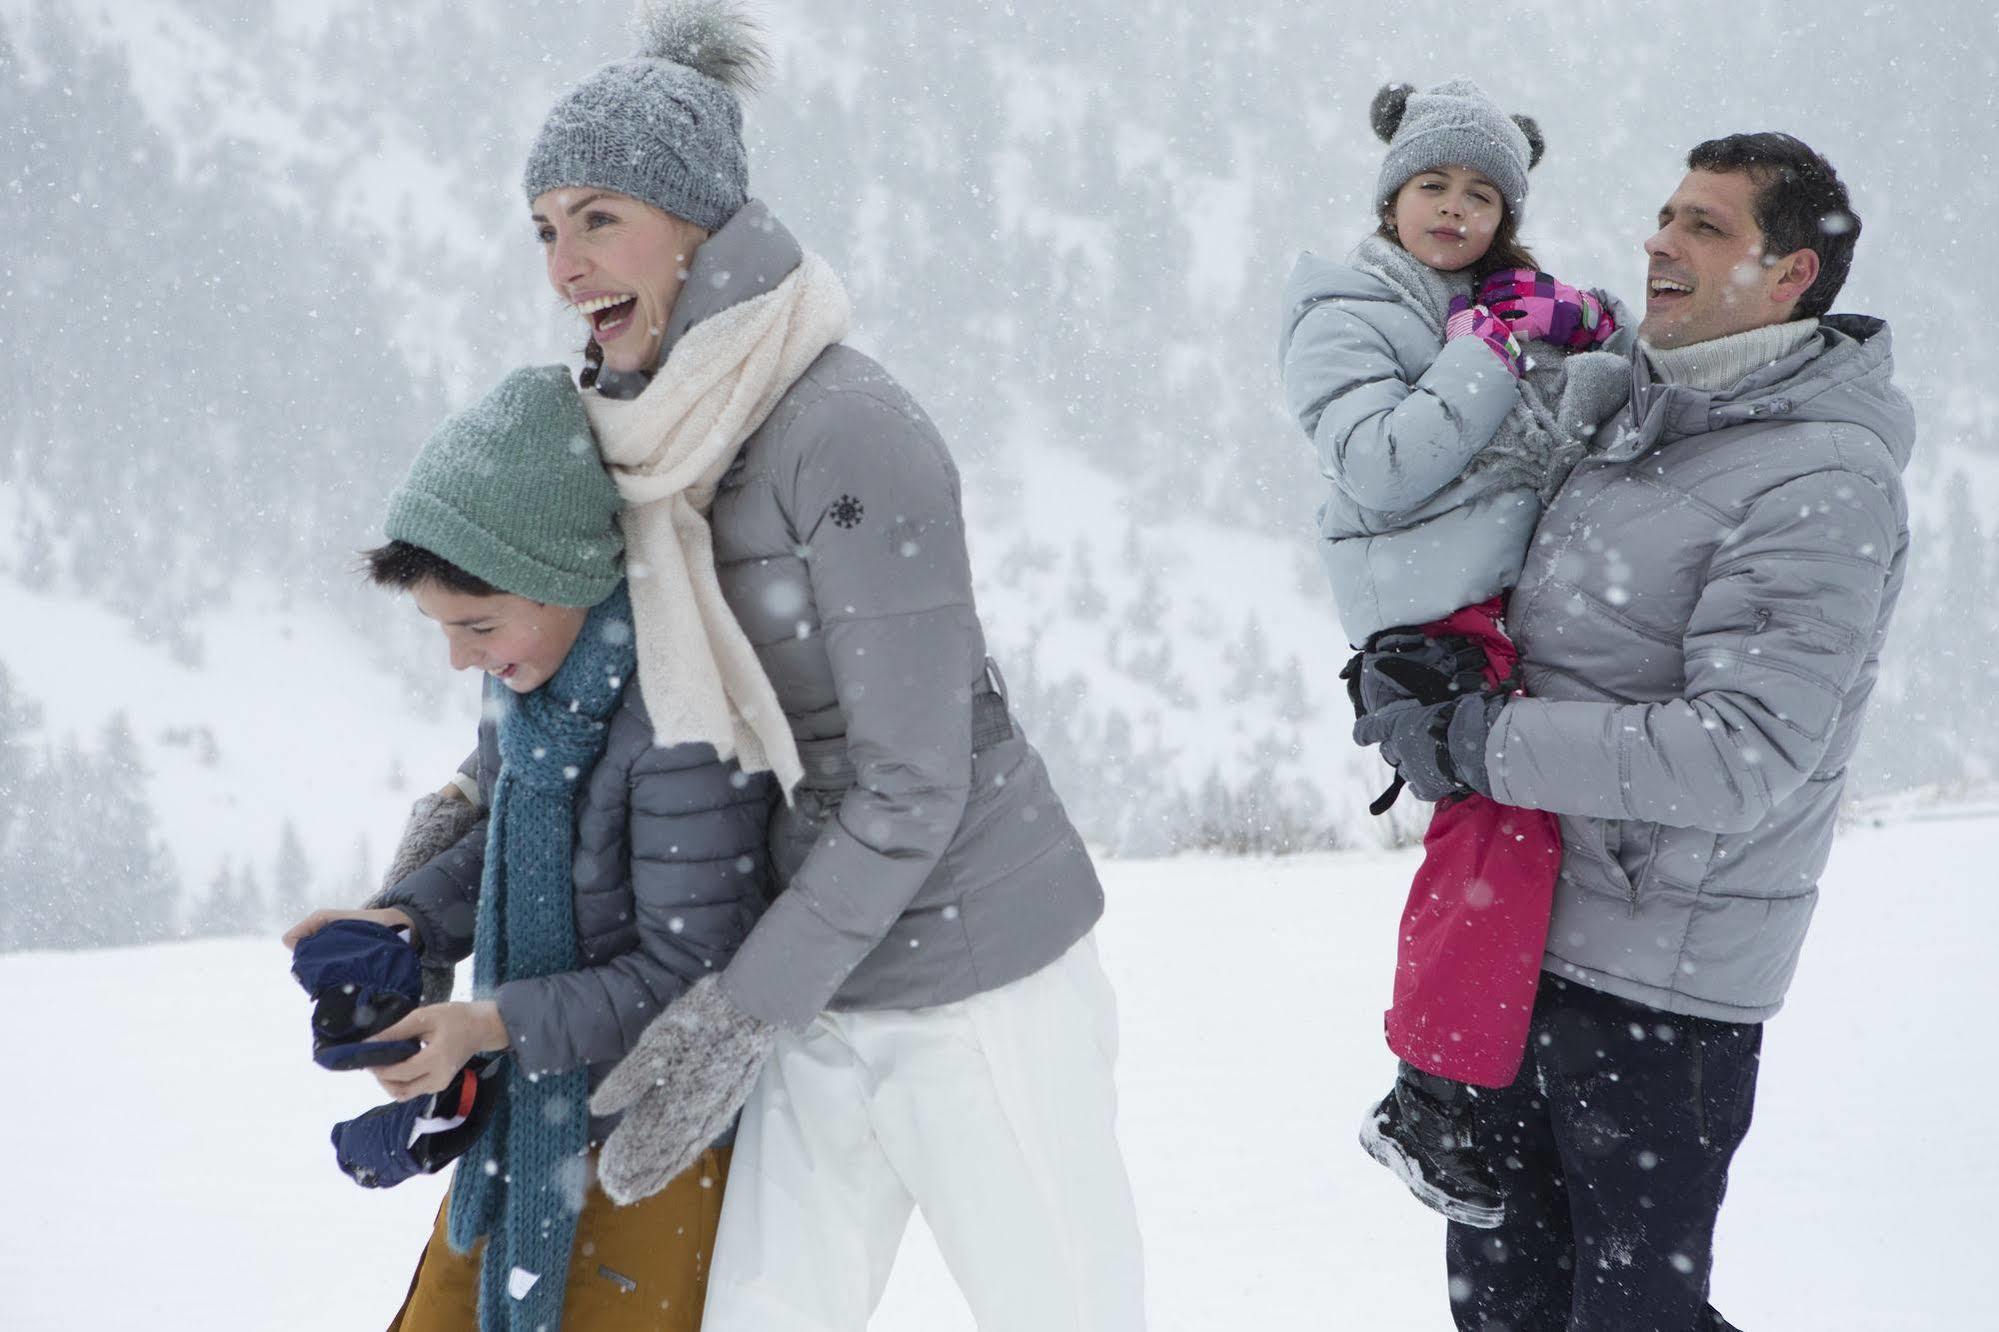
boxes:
[282,363,774,1332]
[369,362,625,694]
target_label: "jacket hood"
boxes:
[1279,250,1402,354]
[1622,314,1915,471]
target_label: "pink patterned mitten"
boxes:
[1445,295,1524,377]
[1478,269,1615,349]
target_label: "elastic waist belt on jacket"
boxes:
[793,658,1015,793]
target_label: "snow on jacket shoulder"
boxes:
[1490,315,1915,1022]
[382,676,775,1098]
[1279,250,1535,643]
[693,209,1102,1030]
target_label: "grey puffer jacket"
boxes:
[619,202,1103,1031]
[1488,315,1915,1022]
[384,676,775,1130]
[1279,244,1632,645]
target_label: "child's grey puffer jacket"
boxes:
[384,675,776,1136]
[1279,240,1631,645]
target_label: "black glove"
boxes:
[1339,631,1491,814]
[1348,631,1491,715]
[1352,691,1506,803]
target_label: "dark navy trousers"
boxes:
[1446,976,1761,1332]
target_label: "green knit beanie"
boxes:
[384,365,623,607]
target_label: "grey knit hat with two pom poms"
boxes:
[523,1,770,231]
[1372,79,1544,217]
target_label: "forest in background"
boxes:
[3,0,1993,948]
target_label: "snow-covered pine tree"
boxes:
[268,820,315,936]
[92,713,177,946]
[188,860,242,940]
[0,665,44,951]
[7,738,87,949]
[236,865,268,940]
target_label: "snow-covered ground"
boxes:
[2,805,1989,1330]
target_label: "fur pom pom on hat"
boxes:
[632,0,770,90]
[523,0,768,232]
[1372,79,1542,217]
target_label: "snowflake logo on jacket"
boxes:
[829,495,865,529]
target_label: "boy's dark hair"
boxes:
[361,540,500,597]
[1686,132,1858,319]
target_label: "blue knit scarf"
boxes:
[447,582,636,1332]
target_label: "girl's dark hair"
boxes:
[1376,192,1539,283]
[579,335,605,390]
[361,540,499,596]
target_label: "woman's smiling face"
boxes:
[531,187,710,375]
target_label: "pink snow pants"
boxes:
[1383,597,1562,1089]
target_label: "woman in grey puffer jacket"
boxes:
[505,6,1147,1330]
[1277,80,1632,1233]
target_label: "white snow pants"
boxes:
[702,933,1147,1331]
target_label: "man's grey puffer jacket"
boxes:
[1279,248,1632,645]
[384,676,775,1134]
[1488,315,1915,1023]
[631,202,1104,1031]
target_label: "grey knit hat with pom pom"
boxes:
[523,0,769,231]
[1372,79,1543,217]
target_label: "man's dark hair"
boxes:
[1686,132,1859,319]
[361,540,499,596]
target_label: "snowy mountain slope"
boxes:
[4,0,1996,940]
[1,804,1990,1329]
[0,577,479,909]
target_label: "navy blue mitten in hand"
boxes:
[330,1055,502,1188]
[290,919,424,1070]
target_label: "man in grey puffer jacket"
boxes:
[1357,134,1912,1330]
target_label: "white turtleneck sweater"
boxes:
[1641,318,1821,393]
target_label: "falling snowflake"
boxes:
[830,495,865,528]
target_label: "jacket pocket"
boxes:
[1556,813,1638,911]
[1558,816,1721,913]
[767,789,839,892]
[1619,821,1721,896]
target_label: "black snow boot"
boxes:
[1358,1062,1504,1229]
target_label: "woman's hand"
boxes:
[281,906,414,951]
[369,1001,510,1100]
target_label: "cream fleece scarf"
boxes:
[581,253,851,796]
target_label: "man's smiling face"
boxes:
[1639,169,1819,348]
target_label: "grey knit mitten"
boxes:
[590,974,776,1205]
[365,790,482,1005]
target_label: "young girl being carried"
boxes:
[1278,80,1633,1228]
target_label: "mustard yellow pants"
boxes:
[387,1147,730,1332]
